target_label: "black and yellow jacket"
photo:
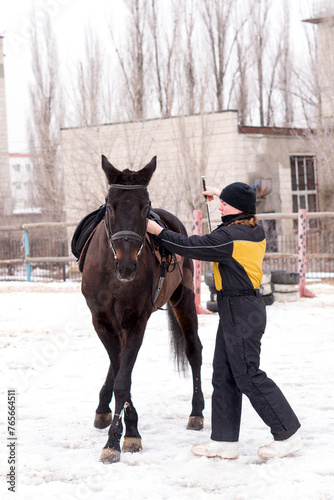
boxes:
[157,214,266,292]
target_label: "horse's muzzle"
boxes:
[115,258,138,282]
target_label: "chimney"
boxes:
[304,2,334,126]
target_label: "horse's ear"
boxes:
[141,156,157,186]
[101,155,120,184]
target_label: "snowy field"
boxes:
[1,280,334,500]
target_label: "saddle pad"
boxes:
[71,205,106,259]
[71,205,173,272]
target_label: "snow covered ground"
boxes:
[1,280,334,500]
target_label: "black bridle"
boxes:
[103,183,184,309]
[104,184,148,259]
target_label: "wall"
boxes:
[9,154,38,214]
[61,111,247,229]
[61,112,312,235]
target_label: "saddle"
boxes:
[71,205,173,273]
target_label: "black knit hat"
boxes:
[220,182,256,214]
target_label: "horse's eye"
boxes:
[107,206,114,216]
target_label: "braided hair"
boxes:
[227,216,258,228]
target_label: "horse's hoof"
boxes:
[94,412,112,429]
[99,448,121,464]
[122,437,142,453]
[187,416,204,431]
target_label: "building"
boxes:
[9,153,39,214]
[0,36,12,218]
[60,111,317,239]
[60,1,333,243]
[0,36,45,225]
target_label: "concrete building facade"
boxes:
[61,111,315,240]
[9,153,39,214]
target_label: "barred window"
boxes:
[290,156,318,229]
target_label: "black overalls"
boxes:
[158,214,300,442]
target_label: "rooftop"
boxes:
[304,0,334,24]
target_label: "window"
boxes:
[290,156,318,229]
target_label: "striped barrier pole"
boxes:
[193,210,212,314]
[298,209,315,298]
[24,229,31,282]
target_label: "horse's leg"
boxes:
[100,326,146,464]
[122,397,142,453]
[92,317,120,429]
[94,362,114,429]
[169,271,205,431]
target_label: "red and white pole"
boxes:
[298,209,315,298]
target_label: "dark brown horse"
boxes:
[82,155,204,464]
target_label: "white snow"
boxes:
[1,280,334,500]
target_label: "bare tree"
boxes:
[279,0,294,126]
[229,5,253,124]
[27,12,64,220]
[110,0,149,120]
[173,114,212,215]
[182,0,197,115]
[249,0,285,126]
[293,10,325,128]
[250,0,271,126]
[234,28,249,125]
[201,0,236,112]
[149,0,179,117]
[73,27,107,126]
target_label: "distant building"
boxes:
[0,36,43,225]
[0,36,12,217]
[9,153,40,214]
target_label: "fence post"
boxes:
[298,209,315,298]
[193,210,212,314]
[24,229,31,282]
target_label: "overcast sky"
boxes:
[0,0,313,153]
[0,0,120,152]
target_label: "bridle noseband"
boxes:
[103,182,184,309]
[104,184,149,259]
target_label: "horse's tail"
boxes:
[167,309,188,374]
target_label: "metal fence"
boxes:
[0,222,80,282]
[0,212,333,282]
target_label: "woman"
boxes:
[147,181,302,460]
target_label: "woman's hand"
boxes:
[147,219,163,236]
[202,186,220,202]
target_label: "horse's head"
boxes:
[102,155,156,282]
